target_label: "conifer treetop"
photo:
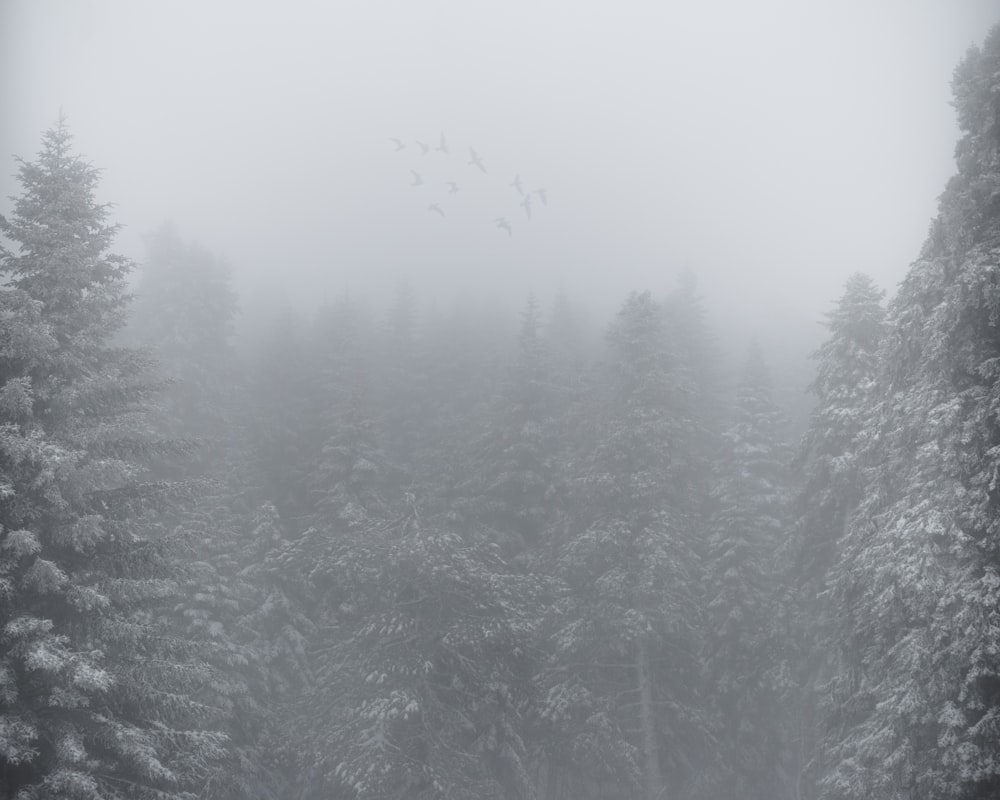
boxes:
[1,117,133,353]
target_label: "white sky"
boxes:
[2,0,999,356]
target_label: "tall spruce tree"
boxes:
[295,507,544,800]
[126,224,302,800]
[822,26,1000,800]
[0,120,225,799]
[795,274,885,601]
[541,292,706,800]
[464,294,561,558]
[702,341,792,800]
[788,273,884,797]
[278,293,545,798]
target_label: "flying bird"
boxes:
[495,217,512,236]
[389,137,406,151]
[410,170,424,187]
[468,148,487,173]
[534,188,548,205]
[436,132,449,154]
[428,203,445,217]
[510,174,524,195]
[446,181,459,193]
[520,193,533,220]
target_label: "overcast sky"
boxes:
[2,0,999,355]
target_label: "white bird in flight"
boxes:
[468,148,487,173]
[510,174,524,195]
[410,170,424,187]
[416,141,430,155]
[389,137,405,151]
[428,203,445,217]
[436,132,449,154]
[446,181,459,193]
[520,193,533,219]
[534,188,548,205]
[495,217,512,236]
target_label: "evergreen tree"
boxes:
[541,292,707,800]
[822,27,1000,799]
[292,466,543,798]
[465,294,561,557]
[795,274,885,600]
[702,341,792,800]
[788,273,884,796]
[126,223,305,800]
[0,120,225,799]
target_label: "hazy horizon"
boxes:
[3,0,999,361]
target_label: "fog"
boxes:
[6,7,1000,797]
[3,0,998,358]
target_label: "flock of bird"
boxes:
[389,132,547,236]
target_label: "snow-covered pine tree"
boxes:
[541,291,707,800]
[788,273,884,796]
[279,295,395,618]
[795,273,885,601]
[702,341,792,800]
[126,223,304,800]
[463,294,562,558]
[822,25,1000,800]
[0,119,225,799]
[294,489,544,798]
[225,501,315,800]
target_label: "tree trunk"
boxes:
[637,639,665,800]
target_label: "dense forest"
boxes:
[1,24,999,800]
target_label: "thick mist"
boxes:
[3,0,998,359]
[5,7,1000,799]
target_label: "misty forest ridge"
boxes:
[2,5,1000,800]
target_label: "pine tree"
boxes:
[795,273,885,600]
[788,273,884,796]
[0,119,225,799]
[822,26,1000,800]
[541,292,707,800]
[126,223,305,800]
[465,294,561,557]
[702,341,792,800]
[293,491,543,798]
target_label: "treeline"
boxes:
[1,24,999,800]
